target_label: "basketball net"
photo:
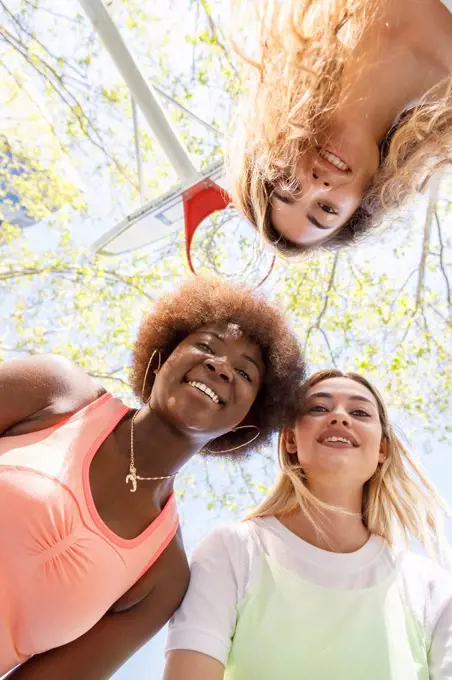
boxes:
[183,178,275,288]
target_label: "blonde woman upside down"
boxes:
[229,0,452,255]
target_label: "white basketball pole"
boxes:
[78,0,199,183]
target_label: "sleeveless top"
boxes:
[0,393,179,674]
[225,541,426,679]
[167,518,452,679]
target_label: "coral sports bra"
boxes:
[0,393,179,674]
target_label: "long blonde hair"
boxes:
[247,370,451,560]
[228,0,452,256]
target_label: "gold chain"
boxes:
[125,408,176,493]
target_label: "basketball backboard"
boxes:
[79,0,274,285]
[93,160,226,255]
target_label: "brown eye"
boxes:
[318,202,338,215]
[351,409,371,417]
[196,342,213,353]
[237,368,251,383]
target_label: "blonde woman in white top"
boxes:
[164,370,452,680]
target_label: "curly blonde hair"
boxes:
[247,370,451,561]
[228,0,452,256]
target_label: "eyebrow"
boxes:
[272,190,333,233]
[308,391,376,406]
[242,354,261,373]
[209,331,225,341]
[307,215,330,230]
[206,332,262,373]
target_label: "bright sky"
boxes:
[1,2,451,679]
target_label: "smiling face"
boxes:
[149,323,264,443]
[285,377,387,488]
[270,123,380,248]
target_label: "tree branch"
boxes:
[0,25,137,188]
[89,373,132,389]
[0,60,69,159]
[0,265,155,300]
[21,0,81,24]
[415,174,440,307]
[434,209,451,316]
[303,254,339,363]
[0,1,86,79]
[198,0,240,79]
[237,462,258,505]
[317,253,339,324]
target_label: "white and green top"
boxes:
[167,517,452,679]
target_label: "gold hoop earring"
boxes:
[141,349,162,403]
[205,425,260,454]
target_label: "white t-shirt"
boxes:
[167,517,452,679]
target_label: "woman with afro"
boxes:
[229,0,452,255]
[0,277,305,680]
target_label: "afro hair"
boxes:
[131,277,305,457]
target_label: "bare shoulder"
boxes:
[0,353,105,435]
[1,352,101,389]
[31,353,105,405]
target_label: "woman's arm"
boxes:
[163,650,224,680]
[429,592,452,679]
[163,526,245,680]
[6,543,189,680]
[0,354,103,435]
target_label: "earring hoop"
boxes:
[205,425,260,454]
[141,349,162,403]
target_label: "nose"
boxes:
[310,165,350,189]
[328,408,351,427]
[204,357,233,382]
[311,168,330,188]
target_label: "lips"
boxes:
[318,429,359,447]
[184,377,226,406]
[317,147,351,173]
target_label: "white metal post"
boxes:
[78,0,198,183]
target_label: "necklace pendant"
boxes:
[125,473,138,493]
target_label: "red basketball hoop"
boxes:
[183,178,275,288]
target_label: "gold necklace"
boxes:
[125,408,176,493]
